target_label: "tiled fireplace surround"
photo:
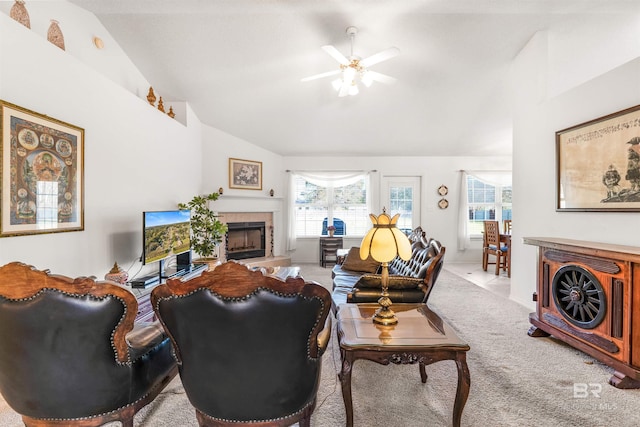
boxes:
[219,212,274,262]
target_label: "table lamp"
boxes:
[360,208,412,325]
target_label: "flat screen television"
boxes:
[142,210,191,277]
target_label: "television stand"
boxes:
[131,263,208,322]
[167,263,208,280]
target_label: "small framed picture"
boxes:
[0,100,84,237]
[229,158,262,190]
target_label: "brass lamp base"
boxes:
[373,307,398,325]
[372,262,398,325]
[372,295,398,325]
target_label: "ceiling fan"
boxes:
[301,26,400,97]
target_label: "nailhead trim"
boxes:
[25,388,157,422]
[198,398,313,423]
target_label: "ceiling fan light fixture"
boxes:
[302,26,399,97]
[343,66,356,83]
[361,71,373,87]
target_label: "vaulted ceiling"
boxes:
[70,0,636,157]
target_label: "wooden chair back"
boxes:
[484,220,501,247]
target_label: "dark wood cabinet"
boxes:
[525,237,640,388]
[319,237,343,267]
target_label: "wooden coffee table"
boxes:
[336,303,471,427]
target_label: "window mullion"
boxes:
[327,186,334,225]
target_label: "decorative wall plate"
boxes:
[438,198,449,209]
[438,185,448,196]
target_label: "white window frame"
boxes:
[382,176,421,234]
[289,172,371,239]
[467,176,512,238]
[457,170,512,251]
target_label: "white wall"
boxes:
[512,21,640,309]
[283,155,511,264]
[0,9,296,278]
[200,125,287,255]
[0,12,204,278]
[0,1,152,102]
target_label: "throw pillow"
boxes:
[341,247,380,273]
[355,274,424,290]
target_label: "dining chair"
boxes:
[503,219,512,234]
[482,220,510,276]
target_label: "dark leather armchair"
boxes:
[0,262,178,427]
[151,261,332,427]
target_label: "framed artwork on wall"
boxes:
[557,104,640,211]
[0,100,84,236]
[229,158,262,190]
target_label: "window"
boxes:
[467,176,512,236]
[384,176,421,234]
[293,175,369,237]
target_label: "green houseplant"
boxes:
[178,192,228,260]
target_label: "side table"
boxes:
[336,303,471,427]
[319,236,343,267]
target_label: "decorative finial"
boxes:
[146,87,156,106]
[157,97,165,113]
[168,106,175,118]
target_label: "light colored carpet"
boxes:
[2,263,640,426]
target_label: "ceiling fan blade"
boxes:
[301,69,341,82]
[359,47,400,68]
[322,45,350,66]
[366,71,397,85]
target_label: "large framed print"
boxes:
[557,104,640,211]
[0,101,84,236]
[229,158,262,190]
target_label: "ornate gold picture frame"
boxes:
[557,104,640,211]
[229,158,262,190]
[0,100,84,236]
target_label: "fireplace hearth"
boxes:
[225,221,266,260]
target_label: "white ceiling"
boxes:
[69,0,637,157]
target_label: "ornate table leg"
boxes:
[338,349,355,427]
[453,352,470,427]
[419,361,428,383]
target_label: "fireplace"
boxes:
[225,222,266,260]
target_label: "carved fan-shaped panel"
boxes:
[552,265,606,329]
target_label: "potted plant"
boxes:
[327,225,336,237]
[178,192,228,263]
